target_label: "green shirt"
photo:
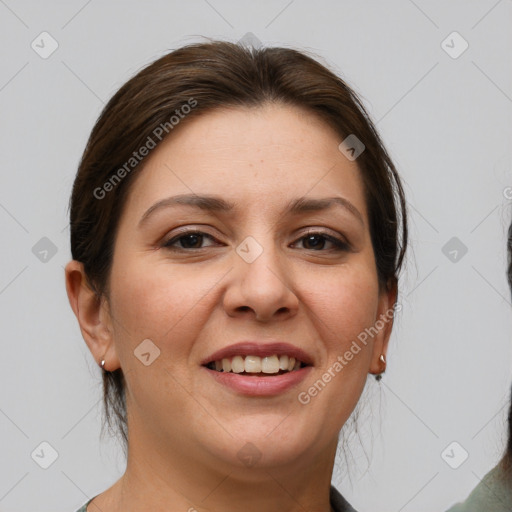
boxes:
[75,485,357,512]
[445,465,512,512]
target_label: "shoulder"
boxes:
[330,485,358,512]
[444,465,512,512]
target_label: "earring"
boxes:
[100,355,106,371]
[375,354,386,381]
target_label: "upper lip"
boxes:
[201,341,314,366]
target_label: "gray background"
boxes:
[1,1,511,511]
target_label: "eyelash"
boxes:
[162,229,350,252]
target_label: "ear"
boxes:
[64,260,120,371]
[368,279,397,376]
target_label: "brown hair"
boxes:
[68,39,408,451]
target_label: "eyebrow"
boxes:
[138,193,364,227]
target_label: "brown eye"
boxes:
[293,231,350,252]
[163,231,218,250]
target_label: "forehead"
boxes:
[122,103,368,221]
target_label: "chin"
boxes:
[202,414,320,471]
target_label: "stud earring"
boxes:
[375,354,386,381]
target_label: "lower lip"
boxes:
[203,366,312,396]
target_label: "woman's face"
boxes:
[102,103,394,473]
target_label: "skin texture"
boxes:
[65,103,395,512]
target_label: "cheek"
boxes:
[108,256,220,366]
[305,264,380,351]
[107,256,225,435]
[298,268,379,422]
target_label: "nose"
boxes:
[222,237,299,323]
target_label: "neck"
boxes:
[100,427,338,512]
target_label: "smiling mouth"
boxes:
[204,354,309,375]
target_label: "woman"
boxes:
[65,40,407,512]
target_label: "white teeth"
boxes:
[231,355,245,373]
[279,355,289,370]
[244,355,262,373]
[209,354,305,374]
[262,355,280,374]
